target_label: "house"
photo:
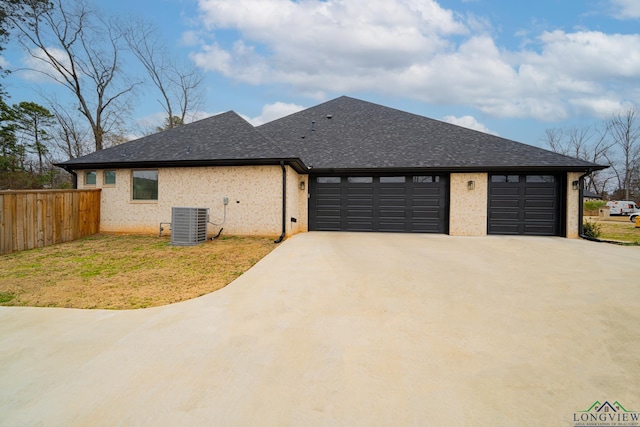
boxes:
[56,96,606,239]
[583,190,603,201]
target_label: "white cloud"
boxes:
[610,0,640,19]
[0,56,9,69]
[568,98,635,119]
[190,0,640,122]
[181,30,201,47]
[193,0,466,83]
[18,47,74,83]
[244,101,305,126]
[442,115,498,135]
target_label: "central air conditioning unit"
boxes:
[170,207,208,246]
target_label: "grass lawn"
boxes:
[585,216,640,244]
[0,234,277,309]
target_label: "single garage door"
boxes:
[309,175,448,233]
[488,174,562,235]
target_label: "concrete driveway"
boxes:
[1,232,639,426]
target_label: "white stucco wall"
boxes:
[566,171,583,239]
[286,168,309,236]
[449,173,488,236]
[76,165,307,237]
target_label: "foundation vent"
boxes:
[171,207,208,246]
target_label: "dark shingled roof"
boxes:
[258,96,605,172]
[56,111,305,172]
[58,96,605,174]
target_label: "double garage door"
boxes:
[309,173,562,236]
[309,175,448,233]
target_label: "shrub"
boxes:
[583,220,602,239]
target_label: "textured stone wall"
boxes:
[566,172,583,238]
[449,173,488,236]
[76,166,307,237]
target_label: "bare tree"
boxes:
[120,19,204,129]
[542,125,612,195]
[49,101,91,159]
[605,107,640,200]
[7,0,138,151]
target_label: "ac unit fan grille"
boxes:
[171,207,208,246]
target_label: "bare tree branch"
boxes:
[542,124,614,196]
[607,107,640,200]
[120,18,204,130]
[8,0,139,151]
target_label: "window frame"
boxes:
[380,176,406,183]
[413,175,440,183]
[84,170,97,186]
[103,170,116,187]
[347,177,373,184]
[131,169,159,202]
[317,177,341,184]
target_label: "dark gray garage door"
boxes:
[488,174,562,235]
[309,175,448,233]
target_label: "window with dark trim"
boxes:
[84,171,96,186]
[104,170,116,186]
[317,177,341,184]
[132,170,158,201]
[491,175,520,183]
[413,176,440,183]
[380,176,406,183]
[526,175,555,183]
[348,177,373,183]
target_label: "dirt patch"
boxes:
[0,234,277,309]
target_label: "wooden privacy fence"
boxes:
[0,189,101,255]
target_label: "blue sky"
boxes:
[3,0,640,149]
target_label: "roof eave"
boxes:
[55,158,309,174]
[306,164,609,175]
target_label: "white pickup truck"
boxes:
[606,201,640,222]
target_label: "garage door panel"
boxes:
[347,221,374,231]
[348,187,373,195]
[379,187,407,195]
[412,199,442,207]
[413,187,441,197]
[316,197,341,206]
[490,211,520,220]
[378,222,407,232]
[491,187,521,196]
[318,206,341,218]
[489,223,520,234]
[525,187,556,196]
[379,198,406,207]
[347,208,373,218]
[412,209,442,219]
[411,220,443,233]
[524,224,556,235]
[317,187,341,196]
[348,198,373,207]
[491,200,520,208]
[310,175,448,233]
[315,220,341,230]
[524,212,556,221]
[380,208,407,217]
[525,199,555,208]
